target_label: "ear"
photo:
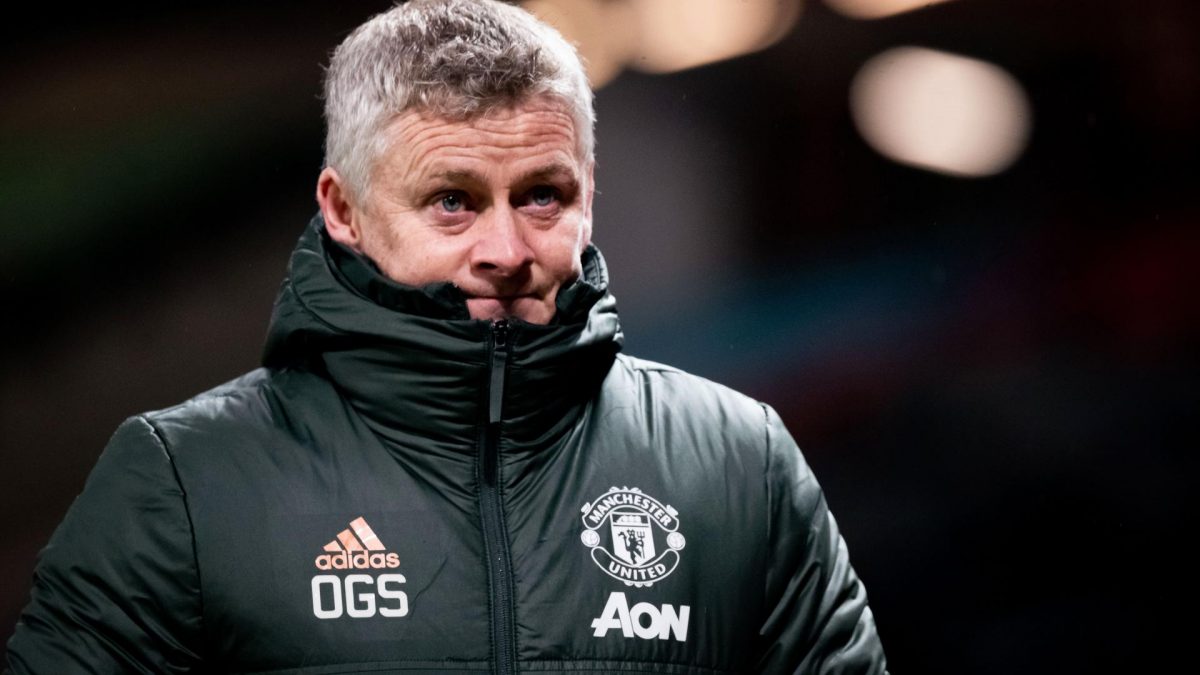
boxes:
[582,160,596,246]
[316,167,365,251]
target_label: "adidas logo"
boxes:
[314,517,400,571]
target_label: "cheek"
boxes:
[361,224,409,276]
[536,227,587,279]
[362,221,467,286]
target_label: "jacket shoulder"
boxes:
[141,367,277,424]
[605,354,771,443]
[612,354,768,413]
[136,367,343,459]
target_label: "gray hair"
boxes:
[323,0,595,203]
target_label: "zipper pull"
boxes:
[488,320,510,424]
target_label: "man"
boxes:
[7,1,887,672]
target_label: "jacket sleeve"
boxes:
[5,416,204,674]
[754,405,888,675]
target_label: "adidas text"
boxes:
[314,551,400,570]
[590,592,690,641]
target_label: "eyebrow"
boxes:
[514,162,580,187]
[422,169,484,189]
[420,162,581,191]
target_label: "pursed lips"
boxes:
[464,292,537,300]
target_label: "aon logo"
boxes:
[591,591,690,642]
[311,574,408,619]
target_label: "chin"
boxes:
[466,297,553,324]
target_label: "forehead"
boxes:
[379,98,583,182]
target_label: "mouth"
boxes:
[463,292,554,323]
[464,292,536,301]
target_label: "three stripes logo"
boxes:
[314,517,400,571]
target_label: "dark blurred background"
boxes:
[2,0,1196,672]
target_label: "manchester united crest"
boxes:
[580,487,686,587]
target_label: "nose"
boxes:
[470,204,534,278]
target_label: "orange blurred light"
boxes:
[522,0,637,88]
[521,0,804,87]
[626,0,803,74]
[824,0,955,20]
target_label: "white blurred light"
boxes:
[824,0,955,20]
[849,46,1032,178]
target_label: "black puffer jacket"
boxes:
[7,216,887,674]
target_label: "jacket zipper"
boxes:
[479,319,517,674]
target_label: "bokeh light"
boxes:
[849,46,1032,177]
[521,0,637,88]
[522,0,804,87]
[825,0,955,20]
[625,0,803,74]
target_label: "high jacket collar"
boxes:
[263,215,623,456]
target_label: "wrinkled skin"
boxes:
[318,97,594,324]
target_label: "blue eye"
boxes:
[530,186,557,207]
[440,193,464,212]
